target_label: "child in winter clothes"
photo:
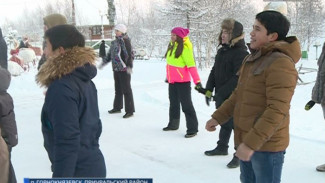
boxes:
[305,42,325,172]
[163,27,203,138]
[0,66,18,183]
[206,11,301,182]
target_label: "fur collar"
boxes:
[230,33,245,47]
[36,46,96,87]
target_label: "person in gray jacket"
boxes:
[305,42,325,172]
[0,66,18,183]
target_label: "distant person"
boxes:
[18,36,31,49]
[99,40,106,58]
[0,28,8,69]
[99,24,135,119]
[37,13,67,70]
[305,42,325,172]
[203,18,248,168]
[206,11,301,182]
[0,66,18,183]
[162,27,203,138]
[36,24,106,177]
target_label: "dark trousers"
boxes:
[8,150,16,183]
[113,71,135,113]
[217,118,234,151]
[167,82,198,134]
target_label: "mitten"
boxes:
[305,100,316,111]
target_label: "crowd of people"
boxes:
[0,7,324,183]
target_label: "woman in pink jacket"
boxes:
[162,27,203,138]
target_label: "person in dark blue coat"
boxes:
[36,24,106,177]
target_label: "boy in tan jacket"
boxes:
[206,10,301,183]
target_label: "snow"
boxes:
[8,53,325,182]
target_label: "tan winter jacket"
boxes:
[0,130,9,183]
[212,36,301,152]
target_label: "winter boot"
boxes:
[108,109,121,114]
[316,164,325,172]
[204,146,228,156]
[185,132,197,138]
[163,119,180,131]
[227,154,240,168]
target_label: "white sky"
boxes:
[0,0,108,25]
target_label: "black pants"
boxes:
[217,116,234,151]
[167,82,198,134]
[113,71,135,113]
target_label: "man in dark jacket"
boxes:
[204,18,248,168]
[36,25,106,177]
[0,66,18,182]
[0,28,8,69]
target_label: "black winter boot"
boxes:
[227,154,240,168]
[204,146,228,156]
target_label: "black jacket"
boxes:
[206,38,248,105]
[37,47,106,177]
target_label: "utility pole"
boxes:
[72,0,76,25]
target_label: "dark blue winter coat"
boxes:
[37,47,106,177]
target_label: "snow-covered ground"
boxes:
[8,52,325,182]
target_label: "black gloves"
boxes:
[305,100,316,111]
[194,82,206,94]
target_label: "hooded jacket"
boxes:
[36,47,106,177]
[0,67,18,149]
[212,37,301,152]
[206,19,249,104]
[166,36,201,85]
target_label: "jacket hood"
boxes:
[183,36,193,50]
[0,67,11,92]
[260,36,301,63]
[36,46,97,87]
[0,28,3,37]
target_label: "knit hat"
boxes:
[219,18,243,45]
[171,27,189,38]
[264,2,288,16]
[115,24,127,34]
[43,13,67,28]
[0,67,11,92]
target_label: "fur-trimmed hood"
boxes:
[36,46,97,87]
[218,18,245,47]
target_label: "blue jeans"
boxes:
[240,151,285,183]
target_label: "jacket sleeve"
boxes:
[47,81,80,177]
[102,43,113,64]
[206,63,216,92]
[211,88,237,124]
[243,58,297,151]
[124,38,133,68]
